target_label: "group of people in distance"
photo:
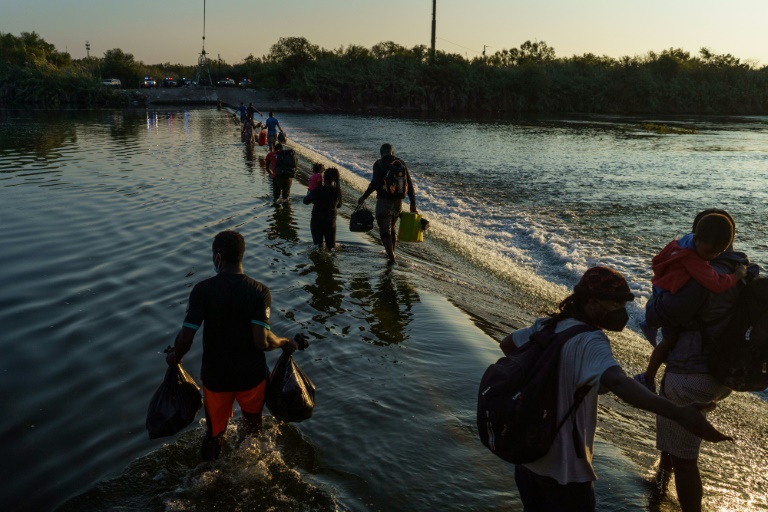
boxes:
[505,209,756,512]
[162,117,419,462]
[263,136,418,264]
[236,102,265,145]
[164,106,744,510]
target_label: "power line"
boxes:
[436,37,484,55]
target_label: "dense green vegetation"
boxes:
[0,32,195,106]
[246,38,768,114]
[3,31,768,114]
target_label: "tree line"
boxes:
[2,31,768,114]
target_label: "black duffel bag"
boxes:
[350,203,374,232]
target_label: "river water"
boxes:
[0,108,766,511]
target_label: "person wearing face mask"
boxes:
[165,230,309,461]
[499,266,731,512]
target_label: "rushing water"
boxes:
[1,108,766,512]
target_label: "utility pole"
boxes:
[85,40,90,59]
[430,0,436,63]
[195,0,213,87]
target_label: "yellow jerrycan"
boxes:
[397,212,424,243]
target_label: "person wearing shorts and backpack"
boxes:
[357,143,417,266]
[647,209,756,512]
[500,266,731,512]
[634,213,747,392]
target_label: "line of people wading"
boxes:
[163,106,758,511]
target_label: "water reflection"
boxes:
[0,113,74,158]
[266,202,300,244]
[301,251,345,321]
[350,271,420,346]
[244,144,257,172]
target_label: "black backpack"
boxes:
[275,148,297,178]
[708,277,768,391]
[380,159,408,199]
[477,322,596,464]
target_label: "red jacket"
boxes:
[651,239,739,294]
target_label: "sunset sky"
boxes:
[3,0,767,66]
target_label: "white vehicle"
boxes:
[102,78,121,88]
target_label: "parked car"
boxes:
[239,78,252,88]
[161,77,177,88]
[102,78,121,88]
[178,77,192,87]
[217,78,235,87]
[141,77,157,88]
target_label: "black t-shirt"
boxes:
[183,273,271,392]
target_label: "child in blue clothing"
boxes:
[635,212,747,391]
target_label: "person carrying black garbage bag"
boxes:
[357,143,417,266]
[165,230,308,461]
[498,266,731,512]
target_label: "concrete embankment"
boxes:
[137,86,313,112]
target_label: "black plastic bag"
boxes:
[146,364,203,439]
[350,203,374,232]
[266,352,316,422]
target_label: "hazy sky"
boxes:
[3,0,767,67]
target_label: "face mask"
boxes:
[600,307,629,332]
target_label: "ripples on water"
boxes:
[0,109,766,511]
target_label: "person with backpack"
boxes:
[494,266,731,512]
[634,213,747,392]
[271,144,298,205]
[357,143,417,266]
[646,209,758,512]
[265,142,281,177]
[303,167,342,250]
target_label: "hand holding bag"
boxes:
[350,202,375,232]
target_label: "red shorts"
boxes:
[203,380,266,437]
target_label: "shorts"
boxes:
[655,372,731,459]
[376,198,402,242]
[203,380,267,437]
[267,133,277,146]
